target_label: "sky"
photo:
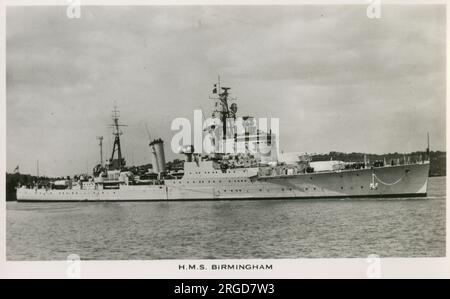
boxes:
[6,5,446,177]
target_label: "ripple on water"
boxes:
[6,176,446,260]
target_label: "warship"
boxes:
[16,80,430,202]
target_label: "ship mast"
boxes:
[210,76,237,141]
[108,105,126,170]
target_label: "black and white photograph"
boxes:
[1,1,449,279]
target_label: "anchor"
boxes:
[370,173,379,190]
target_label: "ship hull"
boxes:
[16,163,429,202]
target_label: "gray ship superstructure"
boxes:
[16,80,430,202]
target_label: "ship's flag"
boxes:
[13,165,19,173]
